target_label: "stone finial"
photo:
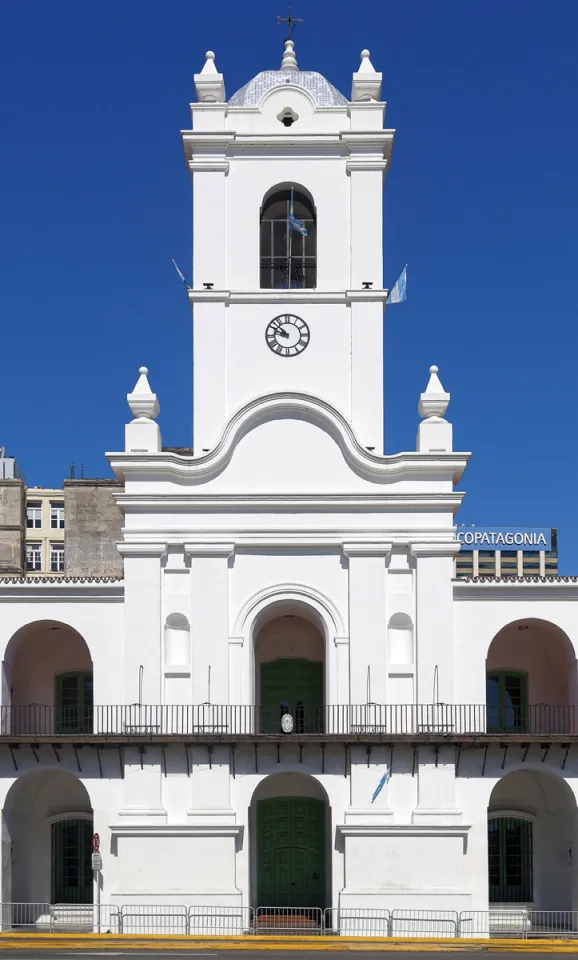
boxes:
[416,366,452,453]
[351,48,382,102]
[280,39,298,72]
[418,365,450,419]
[194,50,226,102]
[127,367,160,421]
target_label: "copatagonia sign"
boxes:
[457,527,551,551]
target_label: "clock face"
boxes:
[265,314,310,357]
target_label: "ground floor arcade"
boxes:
[0,744,576,914]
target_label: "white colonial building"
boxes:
[0,39,577,933]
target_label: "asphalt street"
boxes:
[0,952,570,959]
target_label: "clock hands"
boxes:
[278,327,290,339]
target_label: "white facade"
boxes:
[1,41,577,931]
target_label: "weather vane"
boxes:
[277,6,303,42]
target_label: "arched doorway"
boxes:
[4,769,93,904]
[254,610,324,734]
[488,769,576,909]
[251,773,330,909]
[486,619,576,733]
[4,621,93,735]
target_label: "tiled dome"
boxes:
[229,70,348,107]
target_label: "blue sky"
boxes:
[1,1,577,570]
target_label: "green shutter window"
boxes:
[486,671,528,732]
[55,672,93,734]
[488,816,533,903]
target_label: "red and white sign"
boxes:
[92,833,100,852]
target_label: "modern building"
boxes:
[0,38,577,936]
[455,527,559,578]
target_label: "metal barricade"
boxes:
[254,906,324,934]
[188,905,253,936]
[0,902,53,932]
[325,907,390,937]
[119,904,189,935]
[390,909,459,938]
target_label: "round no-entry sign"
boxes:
[92,833,100,852]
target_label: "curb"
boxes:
[0,934,578,952]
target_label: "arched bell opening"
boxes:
[259,185,316,289]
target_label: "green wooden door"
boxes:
[260,659,323,733]
[55,672,93,734]
[257,797,325,908]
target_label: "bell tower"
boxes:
[182,42,394,454]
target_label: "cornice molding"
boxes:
[336,823,471,838]
[411,542,461,558]
[187,289,390,305]
[116,543,167,559]
[343,542,392,558]
[115,494,465,512]
[109,823,243,838]
[184,543,234,558]
[108,392,470,486]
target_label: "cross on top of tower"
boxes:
[276,6,303,41]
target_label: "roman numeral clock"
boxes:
[265,314,310,357]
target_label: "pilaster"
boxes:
[185,544,234,705]
[343,543,391,705]
[411,542,459,706]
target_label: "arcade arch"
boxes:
[486,619,576,733]
[3,769,93,905]
[3,620,93,735]
[488,769,576,909]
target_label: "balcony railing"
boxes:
[259,256,316,289]
[1,704,577,738]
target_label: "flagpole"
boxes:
[288,188,293,289]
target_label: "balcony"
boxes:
[0,703,577,743]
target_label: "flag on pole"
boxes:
[288,188,308,237]
[172,258,191,291]
[388,265,407,303]
[371,768,391,803]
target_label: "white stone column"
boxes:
[344,543,390,708]
[186,544,234,707]
[190,294,228,453]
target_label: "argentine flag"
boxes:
[371,768,391,803]
[388,265,407,303]
[288,188,308,237]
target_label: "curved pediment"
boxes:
[109,393,468,493]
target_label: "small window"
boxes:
[50,542,65,573]
[51,502,64,529]
[26,542,42,571]
[26,502,42,529]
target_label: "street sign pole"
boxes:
[92,834,101,933]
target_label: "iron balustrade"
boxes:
[0,703,577,738]
[259,256,316,289]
